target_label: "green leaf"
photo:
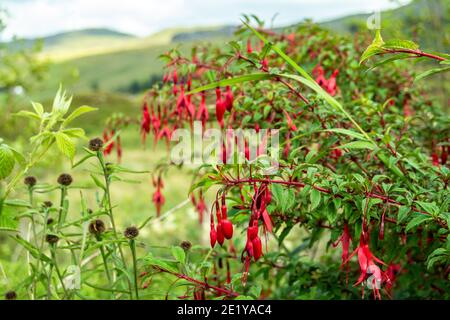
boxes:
[382,39,419,50]
[415,201,439,216]
[73,153,95,169]
[90,174,106,190]
[62,128,87,139]
[0,208,19,231]
[397,207,410,224]
[62,105,97,127]
[31,101,44,116]
[360,30,385,64]
[310,189,321,211]
[8,146,26,167]
[325,128,366,140]
[360,46,384,65]
[144,253,179,273]
[414,66,450,82]
[0,145,15,180]
[12,235,52,263]
[271,184,284,208]
[171,246,186,264]
[405,214,432,232]
[55,132,76,160]
[14,110,41,121]
[364,53,411,71]
[337,141,375,150]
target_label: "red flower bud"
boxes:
[215,87,226,128]
[252,236,262,261]
[432,153,439,166]
[216,223,225,246]
[224,86,234,112]
[210,226,217,248]
[221,219,233,240]
[247,38,253,53]
[247,225,258,241]
[173,69,178,84]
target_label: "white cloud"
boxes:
[1,0,409,40]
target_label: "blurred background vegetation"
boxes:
[0,0,448,297]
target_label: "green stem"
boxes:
[129,239,139,300]
[96,151,133,297]
[99,244,112,283]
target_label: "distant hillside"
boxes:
[322,0,449,51]
[26,0,449,102]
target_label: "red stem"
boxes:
[225,177,447,229]
[156,267,240,297]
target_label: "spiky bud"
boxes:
[124,226,139,240]
[24,176,37,187]
[57,173,73,186]
[88,137,104,151]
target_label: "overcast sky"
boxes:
[1,0,409,40]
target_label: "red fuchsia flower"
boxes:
[252,236,262,261]
[103,129,115,155]
[151,108,161,135]
[286,33,295,44]
[197,193,207,224]
[313,65,327,87]
[247,38,253,53]
[156,119,172,147]
[331,148,343,159]
[152,177,165,217]
[257,130,268,157]
[220,195,233,240]
[210,213,217,248]
[313,65,339,96]
[403,99,413,117]
[172,69,178,96]
[326,69,339,96]
[261,58,269,71]
[283,110,297,132]
[216,223,225,246]
[333,223,352,283]
[196,92,209,130]
[186,94,196,127]
[385,263,401,296]
[116,134,122,163]
[343,227,386,299]
[176,84,188,118]
[224,86,234,112]
[283,135,291,159]
[141,103,151,142]
[432,152,440,166]
[215,87,226,128]
[244,140,250,161]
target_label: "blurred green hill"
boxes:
[2,0,447,139]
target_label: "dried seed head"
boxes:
[89,219,106,235]
[57,173,73,186]
[45,234,59,244]
[124,226,139,239]
[43,201,53,208]
[24,176,37,187]
[5,291,17,300]
[88,137,104,151]
[47,218,54,225]
[180,241,192,251]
